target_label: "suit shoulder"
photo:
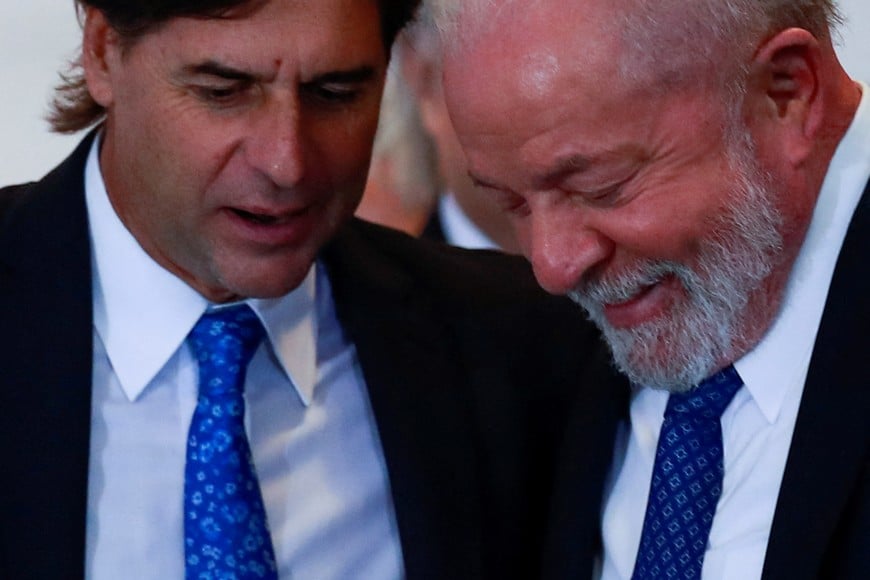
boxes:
[0,182,37,229]
[348,218,550,299]
[337,219,596,339]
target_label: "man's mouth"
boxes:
[229,205,310,226]
[604,281,658,308]
[222,204,318,246]
[599,274,679,329]
[231,208,282,225]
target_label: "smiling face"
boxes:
[566,135,785,390]
[84,0,386,302]
[443,1,807,389]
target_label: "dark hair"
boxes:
[48,0,421,133]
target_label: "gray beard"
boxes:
[569,143,784,392]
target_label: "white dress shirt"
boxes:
[82,138,404,579]
[599,83,870,580]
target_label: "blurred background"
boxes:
[1,0,868,187]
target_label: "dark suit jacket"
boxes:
[0,135,624,579]
[543,183,870,579]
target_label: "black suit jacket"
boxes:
[544,183,870,579]
[0,135,624,579]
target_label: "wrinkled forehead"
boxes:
[109,0,388,85]
[103,0,387,49]
[90,0,266,37]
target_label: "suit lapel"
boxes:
[762,183,870,579]
[321,224,484,579]
[0,142,480,577]
[0,135,96,578]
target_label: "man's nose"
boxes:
[526,206,613,295]
[245,98,306,189]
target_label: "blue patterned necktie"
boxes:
[631,365,743,579]
[184,305,279,580]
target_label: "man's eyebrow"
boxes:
[184,61,256,81]
[468,146,645,192]
[536,146,646,189]
[537,154,593,188]
[467,155,593,192]
[183,62,378,86]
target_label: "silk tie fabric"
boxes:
[184,305,279,579]
[631,365,743,579]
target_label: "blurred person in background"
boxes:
[360,3,520,252]
[356,54,440,236]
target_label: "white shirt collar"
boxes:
[85,136,319,406]
[734,81,870,422]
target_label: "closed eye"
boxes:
[192,81,255,106]
[579,183,623,203]
[568,171,639,208]
[301,82,362,106]
[301,66,377,108]
[476,185,530,218]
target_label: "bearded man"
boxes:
[437,0,869,578]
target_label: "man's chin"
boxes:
[580,303,721,392]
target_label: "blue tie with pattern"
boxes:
[184,305,279,580]
[631,365,743,579]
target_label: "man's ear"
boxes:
[82,7,120,108]
[745,27,823,164]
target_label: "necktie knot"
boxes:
[666,364,743,421]
[188,305,265,397]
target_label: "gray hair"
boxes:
[616,0,841,91]
[433,0,841,94]
[404,0,443,64]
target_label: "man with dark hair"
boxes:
[438,0,868,578]
[0,1,612,578]
[48,0,420,133]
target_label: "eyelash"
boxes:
[481,180,626,217]
[583,183,622,202]
[193,82,362,112]
[489,189,530,217]
[194,83,252,106]
[575,172,639,206]
[302,83,362,106]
